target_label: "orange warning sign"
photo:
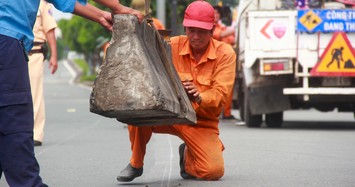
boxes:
[311,32,355,76]
[299,10,322,32]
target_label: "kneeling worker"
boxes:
[117,0,236,182]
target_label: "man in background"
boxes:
[29,0,58,146]
[213,5,238,120]
[96,36,110,63]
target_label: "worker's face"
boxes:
[185,27,212,51]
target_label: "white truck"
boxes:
[236,0,355,127]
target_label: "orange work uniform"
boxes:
[212,23,236,117]
[127,35,236,180]
[152,18,165,30]
[212,23,235,46]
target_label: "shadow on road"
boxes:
[279,121,355,130]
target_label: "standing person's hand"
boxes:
[45,29,58,74]
[111,4,143,22]
[48,57,58,74]
[94,0,143,21]
[74,3,113,30]
[73,2,143,31]
[99,10,114,31]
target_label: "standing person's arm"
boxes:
[46,28,58,74]
[220,29,235,38]
[93,0,142,16]
[41,1,58,74]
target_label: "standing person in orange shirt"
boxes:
[212,5,238,120]
[117,0,236,182]
[213,6,236,47]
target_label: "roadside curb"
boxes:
[63,59,94,90]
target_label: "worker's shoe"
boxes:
[117,164,143,182]
[34,140,42,146]
[222,115,237,120]
[179,143,195,179]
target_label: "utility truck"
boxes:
[236,0,355,127]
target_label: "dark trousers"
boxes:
[0,35,47,187]
[0,132,47,187]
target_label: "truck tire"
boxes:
[245,106,262,127]
[265,112,283,128]
[244,88,262,128]
[239,88,245,121]
[238,77,245,121]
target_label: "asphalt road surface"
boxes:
[1,60,355,187]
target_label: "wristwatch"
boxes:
[196,95,202,104]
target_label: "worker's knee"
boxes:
[198,162,224,180]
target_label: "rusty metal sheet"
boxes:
[90,15,196,126]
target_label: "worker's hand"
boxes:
[99,10,113,31]
[73,2,143,31]
[182,80,201,104]
[112,4,143,22]
[73,3,115,31]
[48,57,58,74]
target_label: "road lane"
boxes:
[1,60,355,187]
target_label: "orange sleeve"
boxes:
[153,18,165,30]
[212,26,222,40]
[199,43,236,110]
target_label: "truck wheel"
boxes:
[244,89,262,128]
[238,78,245,121]
[265,112,283,128]
[239,90,245,121]
[245,106,262,127]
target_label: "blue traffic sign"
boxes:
[297,9,355,32]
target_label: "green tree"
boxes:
[56,38,68,60]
